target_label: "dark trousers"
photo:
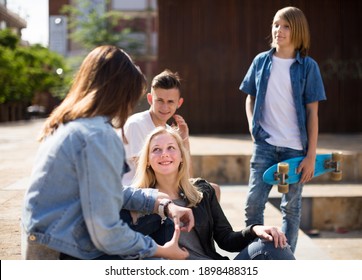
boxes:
[119,209,174,245]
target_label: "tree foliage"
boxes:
[0,29,69,104]
[0,28,19,49]
[61,0,142,53]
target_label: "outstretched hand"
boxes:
[167,202,194,232]
[158,225,189,260]
[252,225,288,248]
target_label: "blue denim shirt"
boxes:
[239,49,326,152]
[22,116,159,259]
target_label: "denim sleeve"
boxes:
[304,58,327,103]
[239,59,257,96]
[122,186,158,213]
[76,130,157,259]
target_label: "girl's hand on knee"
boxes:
[252,225,287,248]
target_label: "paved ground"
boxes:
[0,119,361,260]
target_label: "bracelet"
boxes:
[158,199,173,223]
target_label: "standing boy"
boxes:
[239,7,326,252]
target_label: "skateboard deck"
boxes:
[263,152,343,193]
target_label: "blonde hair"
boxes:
[133,126,202,207]
[271,6,310,57]
[39,45,146,141]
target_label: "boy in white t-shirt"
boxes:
[239,7,326,253]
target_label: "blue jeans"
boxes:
[245,140,305,253]
[235,238,295,260]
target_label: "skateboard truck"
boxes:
[274,162,290,193]
[324,151,343,181]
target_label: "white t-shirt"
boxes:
[260,55,303,150]
[118,110,156,185]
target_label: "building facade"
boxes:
[0,0,27,39]
[48,0,158,84]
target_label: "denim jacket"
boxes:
[22,116,158,259]
[239,49,326,152]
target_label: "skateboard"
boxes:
[263,152,343,193]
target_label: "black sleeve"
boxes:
[192,178,258,252]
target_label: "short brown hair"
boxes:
[151,69,181,92]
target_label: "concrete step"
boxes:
[189,134,362,184]
[217,185,332,260]
[269,184,362,231]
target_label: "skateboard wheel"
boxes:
[331,170,342,181]
[277,162,289,173]
[278,184,289,193]
[332,151,343,162]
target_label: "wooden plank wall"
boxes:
[157,0,362,133]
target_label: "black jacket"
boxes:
[191,178,258,260]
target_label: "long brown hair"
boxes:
[39,45,146,141]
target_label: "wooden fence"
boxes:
[157,0,362,133]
